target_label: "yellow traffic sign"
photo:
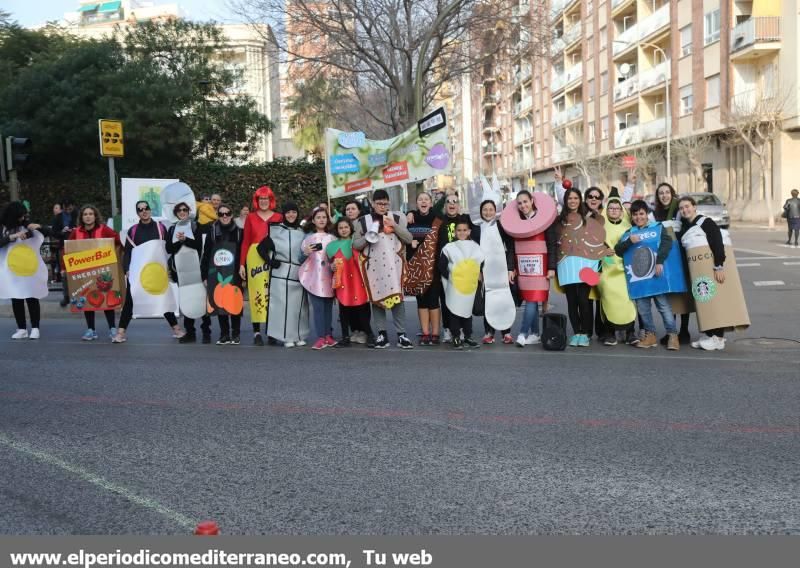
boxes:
[99,119,124,158]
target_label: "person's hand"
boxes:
[177,231,186,241]
[411,239,419,249]
[239,266,246,280]
[655,264,664,277]
[303,243,314,254]
[11,231,26,241]
[547,269,555,280]
[383,214,395,229]
[27,223,41,231]
[203,279,207,287]
[630,234,641,244]
[508,271,515,284]
[406,212,415,224]
[714,269,726,284]
[553,165,562,182]
[125,272,129,279]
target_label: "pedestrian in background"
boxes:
[52,199,78,307]
[783,189,800,246]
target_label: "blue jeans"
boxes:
[518,301,539,335]
[635,294,677,334]
[309,293,333,341]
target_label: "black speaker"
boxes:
[542,313,568,351]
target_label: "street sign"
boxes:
[621,155,636,169]
[99,119,124,157]
[527,177,535,188]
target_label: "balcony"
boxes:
[730,17,781,61]
[638,60,669,93]
[513,130,533,145]
[514,96,533,115]
[552,108,569,128]
[611,0,633,12]
[613,24,639,56]
[614,74,639,101]
[550,36,566,56]
[514,157,535,172]
[640,118,666,142]
[513,1,530,18]
[483,123,501,133]
[615,125,640,148]
[483,144,502,156]
[514,66,532,85]
[550,69,566,93]
[563,62,582,90]
[566,102,583,124]
[552,146,576,163]
[550,0,566,21]
[563,21,581,47]
[637,3,669,41]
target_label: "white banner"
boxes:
[121,178,179,232]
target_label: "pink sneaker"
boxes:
[502,334,514,344]
[324,335,338,347]
[311,338,327,350]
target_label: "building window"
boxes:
[599,26,607,51]
[536,142,542,158]
[587,78,595,100]
[586,0,593,15]
[600,71,608,95]
[704,9,720,45]
[588,123,596,144]
[585,37,593,59]
[680,25,692,57]
[535,109,541,126]
[601,116,608,140]
[680,85,693,116]
[706,74,720,108]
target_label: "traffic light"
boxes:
[5,137,32,170]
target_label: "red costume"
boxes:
[240,186,283,267]
[326,239,369,307]
[62,224,121,269]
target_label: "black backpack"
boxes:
[542,313,568,351]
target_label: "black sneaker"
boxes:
[254,333,264,346]
[335,337,351,348]
[452,338,463,350]
[366,334,377,348]
[267,336,278,346]
[659,334,669,346]
[678,330,691,345]
[216,334,231,345]
[374,331,389,349]
[202,334,212,344]
[419,334,431,346]
[431,335,441,345]
[603,334,618,346]
[231,335,240,345]
[625,331,641,346]
[463,337,479,348]
[397,334,414,349]
[179,333,196,344]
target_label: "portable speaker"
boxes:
[542,312,568,351]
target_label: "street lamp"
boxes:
[198,79,211,160]
[613,40,671,182]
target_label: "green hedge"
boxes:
[2,158,328,221]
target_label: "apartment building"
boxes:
[501,0,797,221]
[62,0,303,162]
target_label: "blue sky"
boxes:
[5,0,239,27]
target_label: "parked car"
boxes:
[687,192,730,229]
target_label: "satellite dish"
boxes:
[620,63,631,76]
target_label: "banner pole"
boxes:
[108,157,118,222]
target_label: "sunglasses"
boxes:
[587,195,601,200]
[137,206,151,213]
[373,201,389,207]
[446,199,459,205]
[219,211,232,217]
[176,207,190,213]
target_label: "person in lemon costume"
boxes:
[0,202,50,339]
[112,200,180,343]
[596,189,637,346]
[439,215,485,350]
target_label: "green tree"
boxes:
[287,75,339,157]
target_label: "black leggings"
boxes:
[84,310,115,330]
[564,283,591,335]
[118,281,178,329]
[340,303,373,337]
[12,298,40,329]
[218,314,241,337]
[449,314,473,339]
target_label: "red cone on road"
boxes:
[194,521,220,535]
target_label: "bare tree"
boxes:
[633,143,665,195]
[231,0,548,133]
[569,142,595,188]
[726,84,790,228]
[670,134,713,193]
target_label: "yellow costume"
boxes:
[597,197,636,326]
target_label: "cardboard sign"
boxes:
[418,107,446,137]
[64,238,125,312]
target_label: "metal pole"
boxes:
[663,47,671,182]
[202,97,209,160]
[108,157,118,222]
[8,170,20,202]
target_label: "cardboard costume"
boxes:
[357,213,407,309]
[298,233,335,298]
[681,218,749,332]
[63,237,125,312]
[597,206,636,326]
[621,222,687,300]
[327,238,369,307]
[555,212,606,286]
[404,217,441,296]
[0,229,48,300]
[441,239,485,319]
[205,224,244,317]
[267,223,309,344]
[500,193,558,302]
[128,237,178,318]
[476,218,516,331]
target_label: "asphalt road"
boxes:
[1,226,798,534]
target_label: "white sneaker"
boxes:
[525,333,541,345]
[691,339,702,349]
[296,339,307,347]
[516,333,526,348]
[699,335,725,351]
[351,331,367,344]
[29,328,40,340]
[284,341,295,348]
[442,329,453,343]
[11,329,28,340]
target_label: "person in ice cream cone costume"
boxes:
[239,186,283,346]
[352,189,414,350]
[439,215,485,350]
[678,196,749,352]
[596,189,637,346]
[0,201,50,340]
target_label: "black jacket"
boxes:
[470,222,516,271]
[123,221,166,273]
[201,221,243,282]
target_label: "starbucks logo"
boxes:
[692,276,717,303]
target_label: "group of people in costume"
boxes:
[0,172,750,352]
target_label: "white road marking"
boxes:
[736,256,793,261]
[753,281,785,287]
[737,263,761,267]
[783,262,800,266]
[0,432,196,530]
[734,247,785,257]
